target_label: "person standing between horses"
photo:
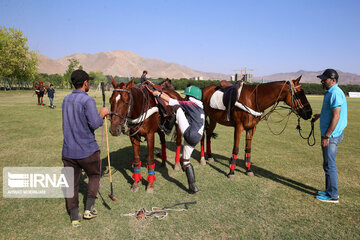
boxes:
[47,84,55,108]
[313,69,347,203]
[62,69,110,226]
[147,85,205,193]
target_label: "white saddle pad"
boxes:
[209,85,263,117]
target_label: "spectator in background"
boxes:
[47,84,55,108]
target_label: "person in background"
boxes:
[312,69,347,203]
[140,70,148,84]
[62,69,109,226]
[47,84,55,108]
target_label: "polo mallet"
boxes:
[101,82,118,202]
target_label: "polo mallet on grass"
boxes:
[101,82,118,202]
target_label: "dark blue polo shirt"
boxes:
[62,90,103,159]
[47,88,55,98]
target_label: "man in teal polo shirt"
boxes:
[313,69,347,203]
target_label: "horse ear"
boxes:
[293,75,302,85]
[110,76,117,88]
[126,79,134,89]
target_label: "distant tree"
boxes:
[0,26,39,82]
[89,71,106,88]
[63,58,82,88]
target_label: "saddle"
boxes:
[219,81,242,121]
[143,83,177,135]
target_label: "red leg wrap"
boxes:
[132,173,142,182]
[232,154,238,159]
[146,164,156,183]
[230,164,236,170]
[132,161,142,182]
[246,162,251,168]
[175,146,181,163]
[200,140,205,157]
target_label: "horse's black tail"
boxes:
[204,118,218,139]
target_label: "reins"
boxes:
[259,81,316,145]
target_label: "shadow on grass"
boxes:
[100,142,188,193]
[191,148,318,196]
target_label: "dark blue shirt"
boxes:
[140,74,148,84]
[47,88,55,98]
[62,90,103,159]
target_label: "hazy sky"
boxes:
[1,0,359,76]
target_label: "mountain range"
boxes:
[37,50,360,85]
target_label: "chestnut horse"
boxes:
[200,76,312,178]
[109,77,182,193]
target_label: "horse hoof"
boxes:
[208,157,215,163]
[131,182,139,192]
[246,171,254,177]
[146,187,154,194]
[200,157,206,165]
[227,174,235,179]
[174,163,181,171]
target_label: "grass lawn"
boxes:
[0,89,359,239]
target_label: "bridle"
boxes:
[260,81,315,146]
[111,89,133,128]
[110,87,150,137]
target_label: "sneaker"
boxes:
[83,208,98,219]
[316,195,339,203]
[71,213,81,227]
[317,190,326,196]
[71,220,81,227]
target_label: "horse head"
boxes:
[109,76,134,136]
[159,78,175,90]
[284,76,312,120]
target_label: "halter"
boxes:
[110,87,150,137]
[259,81,315,145]
[111,89,133,128]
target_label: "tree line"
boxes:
[1,26,359,95]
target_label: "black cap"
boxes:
[317,69,339,81]
[71,70,94,87]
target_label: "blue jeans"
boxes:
[322,132,343,199]
[49,97,53,106]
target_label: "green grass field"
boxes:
[0,89,359,239]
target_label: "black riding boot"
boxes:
[185,164,199,194]
[181,158,198,193]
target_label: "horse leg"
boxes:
[244,128,255,176]
[158,130,167,168]
[146,132,156,193]
[206,119,217,162]
[228,124,244,179]
[37,95,40,105]
[130,136,142,192]
[174,126,182,171]
[200,134,206,165]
